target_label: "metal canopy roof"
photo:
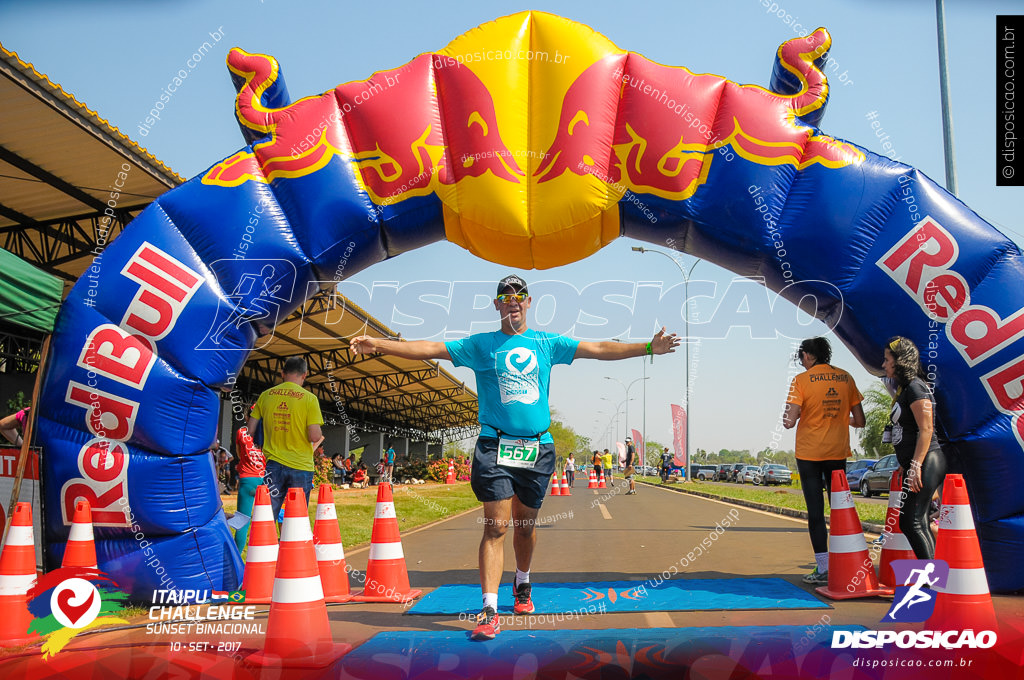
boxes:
[0,42,479,441]
[0,43,183,288]
[240,291,480,442]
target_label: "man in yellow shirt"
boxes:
[783,337,865,585]
[247,356,323,522]
[601,449,615,486]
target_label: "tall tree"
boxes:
[859,385,894,459]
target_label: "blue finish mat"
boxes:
[340,626,863,678]
[406,578,828,615]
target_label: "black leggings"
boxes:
[899,451,947,559]
[796,458,848,554]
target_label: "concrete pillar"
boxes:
[321,424,348,456]
[363,432,384,465]
[408,440,428,461]
[393,437,409,463]
[216,395,232,450]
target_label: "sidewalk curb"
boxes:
[636,480,885,535]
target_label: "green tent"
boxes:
[0,248,62,333]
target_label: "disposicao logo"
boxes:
[26,567,130,658]
[831,559,997,650]
[885,558,947,623]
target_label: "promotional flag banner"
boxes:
[671,405,687,468]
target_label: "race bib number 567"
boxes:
[497,438,539,469]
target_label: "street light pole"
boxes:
[604,376,648,445]
[632,246,701,481]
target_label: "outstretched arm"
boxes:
[575,327,680,360]
[350,335,451,361]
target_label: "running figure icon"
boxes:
[887,562,939,620]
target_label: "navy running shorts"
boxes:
[471,437,556,509]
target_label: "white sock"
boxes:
[483,592,498,611]
[815,552,829,573]
[515,569,530,587]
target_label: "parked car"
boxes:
[738,465,760,484]
[859,454,900,497]
[846,458,878,490]
[690,464,718,481]
[728,462,747,482]
[755,463,793,485]
[713,464,733,481]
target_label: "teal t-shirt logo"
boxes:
[498,347,539,405]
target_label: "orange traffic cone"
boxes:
[549,473,562,496]
[878,469,915,588]
[249,488,349,667]
[351,482,422,603]
[598,469,607,489]
[61,499,97,569]
[445,460,456,485]
[241,485,278,604]
[312,484,351,603]
[560,471,572,496]
[0,502,40,646]
[816,469,891,599]
[927,474,998,632]
[587,469,598,489]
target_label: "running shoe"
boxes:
[801,568,828,585]
[471,607,500,641]
[513,581,535,614]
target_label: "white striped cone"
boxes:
[816,469,891,599]
[560,471,572,496]
[549,473,562,496]
[587,469,598,489]
[0,502,39,645]
[62,499,98,569]
[927,474,997,632]
[250,487,349,667]
[878,469,915,587]
[311,484,351,602]
[351,482,422,603]
[241,485,278,604]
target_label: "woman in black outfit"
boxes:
[883,336,947,559]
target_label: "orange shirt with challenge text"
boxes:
[786,364,862,461]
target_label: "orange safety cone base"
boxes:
[350,587,423,604]
[0,605,40,647]
[324,592,354,604]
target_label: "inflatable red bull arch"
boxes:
[37,12,1024,596]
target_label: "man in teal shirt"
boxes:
[351,275,679,640]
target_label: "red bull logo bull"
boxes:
[536,28,863,201]
[203,49,521,203]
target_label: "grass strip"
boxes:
[637,476,888,525]
[222,482,482,558]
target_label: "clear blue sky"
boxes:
[4,0,1023,456]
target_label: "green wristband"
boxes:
[646,342,653,356]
